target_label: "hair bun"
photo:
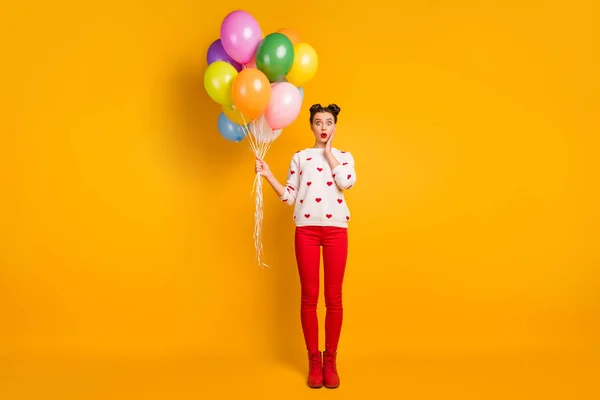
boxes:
[327,104,341,115]
[308,103,341,123]
[309,104,322,113]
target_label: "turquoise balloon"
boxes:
[298,86,304,100]
[217,112,245,142]
[256,33,295,82]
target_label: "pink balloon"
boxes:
[250,114,282,143]
[265,82,302,130]
[220,10,262,65]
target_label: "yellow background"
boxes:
[1,0,599,398]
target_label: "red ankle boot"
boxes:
[323,350,340,388]
[306,351,324,388]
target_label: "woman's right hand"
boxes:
[255,158,272,178]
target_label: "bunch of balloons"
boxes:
[203,10,319,268]
[204,9,318,144]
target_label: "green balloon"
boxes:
[256,33,295,83]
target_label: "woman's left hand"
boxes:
[325,128,335,154]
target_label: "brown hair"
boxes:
[309,103,341,123]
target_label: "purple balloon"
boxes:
[220,10,262,65]
[207,39,242,71]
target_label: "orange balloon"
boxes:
[276,28,300,45]
[232,68,272,121]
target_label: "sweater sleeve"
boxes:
[331,151,356,190]
[279,154,301,205]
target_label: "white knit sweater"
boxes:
[279,147,356,227]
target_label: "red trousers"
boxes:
[294,226,348,353]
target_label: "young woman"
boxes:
[255,103,356,389]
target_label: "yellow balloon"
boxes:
[222,104,248,125]
[204,61,238,105]
[286,42,318,87]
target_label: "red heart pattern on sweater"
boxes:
[288,151,353,225]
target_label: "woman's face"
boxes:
[311,112,336,144]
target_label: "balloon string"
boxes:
[240,113,272,268]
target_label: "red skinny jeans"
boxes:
[294,226,348,353]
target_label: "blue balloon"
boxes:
[298,86,304,100]
[217,112,245,142]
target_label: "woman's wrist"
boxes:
[324,151,340,169]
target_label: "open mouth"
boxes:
[320,133,327,138]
